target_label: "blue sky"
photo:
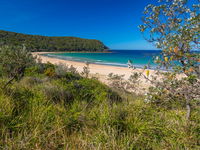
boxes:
[0,0,158,50]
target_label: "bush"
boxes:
[65,72,82,81]
[25,65,41,76]
[144,72,200,120]
[0,45,36,82]
[69,78,122,104]
[0,74,199,149]
[44,67,56,77]
[0,50,199,149]
[55,63,78,78]
[19,77,43,87]
[4,87,34,117]
[42,84,73,105]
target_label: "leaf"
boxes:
[146,70,150,77]
[170,56,174,61]
[188,67,194,73]
[164,57,169,62]
[169,47,173,52]
[174,47,179,54]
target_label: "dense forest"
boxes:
[0,30,109,52]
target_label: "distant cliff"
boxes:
[0,30,109,52]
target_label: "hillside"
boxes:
[0,30,108,52]
[0,33,199,150]
[0,47,199,149]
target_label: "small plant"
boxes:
[126,72,142,92]
[108,73,127,92]
[55,63,78,78]
[55,63,69,78]
[81,62,90,78]
[108,72,143,93]
[68,65,78,74]
[44,67,56,77]
[145,73,200,112]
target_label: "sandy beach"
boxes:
[32,52,159,93]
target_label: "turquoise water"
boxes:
[43,50,161,68]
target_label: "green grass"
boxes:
[0,70,199,149]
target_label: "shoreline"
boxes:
[32,50,112,54]
[36,51,157,70]
[32,51,186,93]
[32,52,157,77]
[32,52,158,93]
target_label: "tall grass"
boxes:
[0,74,199,149]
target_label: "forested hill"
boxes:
[0,30,109,52]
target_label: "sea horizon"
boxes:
[42,49,162,69]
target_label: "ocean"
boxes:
[43,50,161,69]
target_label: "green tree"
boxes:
[140,0,200,120]
[0,45,36,88]
[139,0,200,75]
[0,30,108,52]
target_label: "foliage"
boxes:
[0,50,199,149]
[0,30,109,52]
[44,67,56,77]
[139,0,200,75]
[54,63,78,76]
[55,63,71,77]
[108,72,143,93]
[42,83,73,105]
[0,76,199,149]
[81,62,90,78]
[145,73,200,106]
[140,0,200,120]
[0,45,36,88]
[108,73,127,92]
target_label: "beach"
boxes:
[32,52,160,93]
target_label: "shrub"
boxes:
[19,77,43,87]
[108,73,127,91]
[65,72,82,81]
[108,72,142,93]
[0,73,199,149]
[4,87,34,117]
[81,62,90,78]
[44,67,56,77]
[143,72,200,121]
[42,84,73,105]
[25,65,41,76]
[55,63,69,78]
[69,78,119,103]
[0,45,36,88]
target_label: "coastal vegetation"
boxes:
[0,46,199,149]
[139,0,200,120]
[0,0,199,149]
[0,30,108,52]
